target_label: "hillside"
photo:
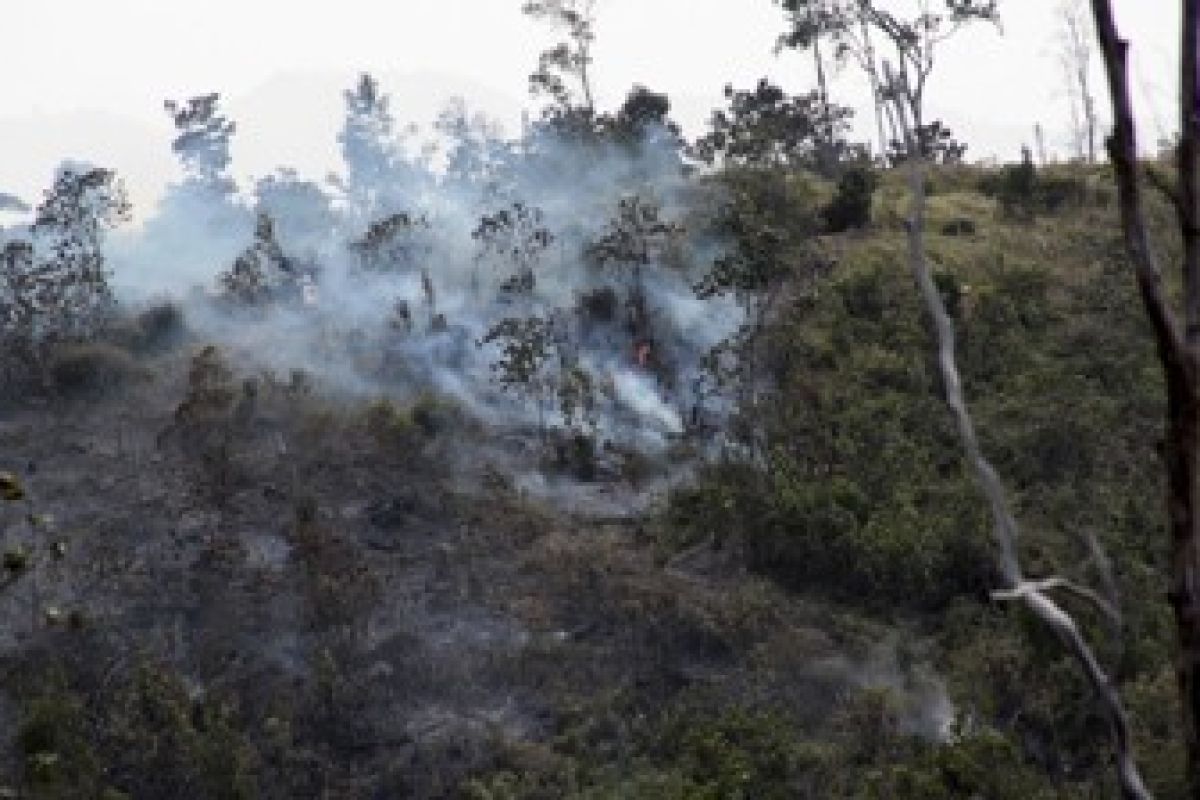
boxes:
[0,157,1190,798]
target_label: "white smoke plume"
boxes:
[98,80,748,456]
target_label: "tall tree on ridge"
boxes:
[523,0,598,120]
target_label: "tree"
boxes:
[434,97,511,194]
[164,94,237,193]
[586,194,684,343]
[253,168,336,256]
[0,164,130,354]
[335,73,421,222]
[772,0,849,163]
[1058,0,1099,163]
[601,85,685,150]
[822,163,878,231]
[349,212,433,275]
[523,0,598,119]
[873,6,1152,795]
[1089,0,1200,793]
[481,315,558,436]
[472,202,555,300]
[774,0,888,158]
[691,78,857,173]
[772,1,998,159]
[218,212,303,307]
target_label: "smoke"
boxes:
[814,639,956,742]
[97,82,748,459]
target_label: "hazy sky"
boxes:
[0,0,1178,219]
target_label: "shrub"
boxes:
[977,149,1089,220]
[822,166,878,233]
[47,342,149,398]
[106,301,185,354]
[361,397,419,450]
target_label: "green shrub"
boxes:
[823,166,879,233]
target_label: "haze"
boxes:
[0,0,1178,219]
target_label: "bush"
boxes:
[105,301,186,354]
[47,342,149,398]
[822,166,878,233]
[978,150,1089,220]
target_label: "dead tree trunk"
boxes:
[1089,0,1200,793]
[884,56,1151,798]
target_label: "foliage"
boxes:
[523,0,598,118]
[887,120,969,166]
[334,73,423,222]
[823,164,879,232]
[598,85,685,150]
[218,212,307,306]
[692,79,858,174]
[696,168,823,300]
[772,1,999,159]
[253,168,336,252]
[482,315,557,398]
[14,662,257,799]
[466,697,1074,800]
[436,98,513,190]
[349,211,434,274]
[473,203,555,298]
[164,93,237,190]
[977,148,1090,219]
[586,195,684,273]
[0,164,130,371]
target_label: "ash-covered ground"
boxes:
[0,319,947,797]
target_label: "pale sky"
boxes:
[0,0,1178,220]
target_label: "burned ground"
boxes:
[0,320,926,799]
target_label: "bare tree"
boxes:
[1058,0,1099,162]
[1088,0,1200,794]
[873,8,1153,795]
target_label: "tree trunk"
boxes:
[813,37,835,171]
[1165,361,1200,797]
[858,15,891,159]
[1175,0,1200,787]
[1090,0,1200,792]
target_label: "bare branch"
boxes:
[993,575,1121,626]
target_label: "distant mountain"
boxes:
[0,70,527,226]
[0,192,29,213]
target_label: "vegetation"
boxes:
[2,0,1196,796]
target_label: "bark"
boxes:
[1090,1,1200,792]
